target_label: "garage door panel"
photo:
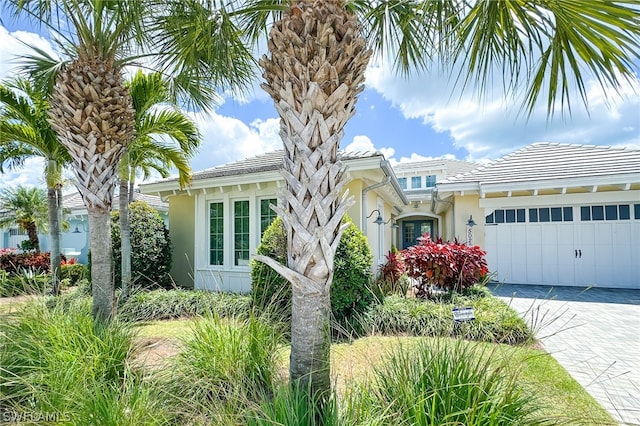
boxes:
[485,204,639,289]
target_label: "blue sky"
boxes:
[0,12,638,190]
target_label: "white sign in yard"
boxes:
[452,307,475,322]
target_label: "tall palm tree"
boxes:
[0,186,49,252]
[247,0,640,398]
[0,77,70,294]
[5,0,255,321]
[118,71,200,297]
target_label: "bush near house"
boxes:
[402,235,488,295]
[61,263,89,286]
[251,216,374,327]
[0,251,51,275]
[111,201,172,290]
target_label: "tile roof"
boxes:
[158,149,384,183]
[62,191,168,212]
[393,158,478,178]
[440,143,640,185]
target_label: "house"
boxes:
[434,143,640,289]
[140,142,640,292]
[0,190,168,264]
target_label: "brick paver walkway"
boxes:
[490,284,640,426]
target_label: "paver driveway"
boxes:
[490,284,640,426]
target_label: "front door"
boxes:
[402,220,433,249]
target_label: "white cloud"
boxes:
[366,63,640,161]
[0,26,59,80]
[343,135,395,159]
[0,158,46,190]
[184,113,282,174]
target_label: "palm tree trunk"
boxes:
[88,208,114,321]
[119,178,132,299]
[25,221,40,252]
[256,0,371,399]
[129,180,134,204]
[48,184,62,295]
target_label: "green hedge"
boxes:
[250,216,374,327]
[362,287,532,344]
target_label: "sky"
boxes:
[0,10,638,191]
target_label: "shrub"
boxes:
[111,201,172,289]
[356,339,546,425]
[61,263,88,286]
[250,216,374,327]
[402,235,488,294]
[163,314,282,423]
[0,251,51,275]
[118,288,251,322]
[0,301,166,424]
[0,269,50,297]
[378,248,406,285]
[362,287,532,344]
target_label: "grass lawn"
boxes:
[136,319,614,425]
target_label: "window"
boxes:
[234,200,250,266]
[635,204,640,220]
[581,206,590,221]
[619,205,630,220]
[209,202,224,265]
[516,209,526,222]
[529,208,538,222]
[592,205,604,221]
[505,209,515,223]
[539,208,550,222]
[581,204,633,221]
[495,209,505,223]
[398,178,407,190]
[551,207,562,222]
[425,175,437,187]
[485,212,494,224]
[411,176,421,189]
[260,198,277,236]
[563,207,573,221]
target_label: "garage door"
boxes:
[484,204,640,289]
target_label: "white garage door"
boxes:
[485,204,640,289]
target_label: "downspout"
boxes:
[431,187,454,239]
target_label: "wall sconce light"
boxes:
[467,215,476,227]
[71,222,89,233]
[367,209,393,226]
[466,215,476,245]
[391,221,399,229]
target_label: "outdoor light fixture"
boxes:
[391,221,399,229]
[72,226,81,234]
[466,215,476,245]
[367,209,393,226]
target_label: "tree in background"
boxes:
[118,71,200,298]
[0,186,48,252]
[5,0,255,320]
[0,77,71,294]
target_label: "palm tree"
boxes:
[5,0,255,321]
[0,186,49,252]
[246,0,640,398]
[118,71,200,297]
[0,77,70,294]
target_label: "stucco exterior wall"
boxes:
[453,194,484,247]
[168,194,195,288]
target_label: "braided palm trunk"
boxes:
[256,0,371,397]
[49,56,135,321]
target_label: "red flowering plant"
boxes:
[401,234,488,296]
[378,249,406,284]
